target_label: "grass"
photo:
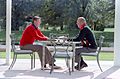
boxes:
[104,28,114,32]
[0,52,114,61]
[83,52,114,61]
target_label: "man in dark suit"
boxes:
[70,17,97,70]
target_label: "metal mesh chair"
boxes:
[49,33,73,75]
[80,35,104,72]
[8,34,35,70]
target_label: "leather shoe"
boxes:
[75,63,88,70]
[80,63,88,69]
[49,64,61,69]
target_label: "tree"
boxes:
[88,0,115,31]
[0,0,6,30]
[41,0,91,30]
[12,0,44,30]
[0,0,114,31]
[62,0,92,30]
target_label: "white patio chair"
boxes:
[80,35,104,72]
[49,33,73,75]
[8,34,35,70]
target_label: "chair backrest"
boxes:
[96,35,104,54]
[10,33,17,52]
[49,33,69,40]
[49,33,69,46]
[49,33,71,57]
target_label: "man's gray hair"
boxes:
[33,16,41,21]
[78,17,86,23]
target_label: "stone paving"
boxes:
[0,59,119,79]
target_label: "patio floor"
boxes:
[0,59,119,79]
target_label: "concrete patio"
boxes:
[0,59,119,79]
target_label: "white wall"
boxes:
[114,0,120,66]
[6,0,12,65]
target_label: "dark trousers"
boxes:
[20,44,53,65]
[75,47,97,65]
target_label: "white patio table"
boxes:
[34,39,81,71]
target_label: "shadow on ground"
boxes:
[4,68,94,79]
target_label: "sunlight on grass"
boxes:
[83,52,114,61]
[0,52,114,61]
[104,28,114,32]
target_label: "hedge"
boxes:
[0,30,114,47]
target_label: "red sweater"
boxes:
[20,24,48,46]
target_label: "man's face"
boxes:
[76,19,83,28]
[34,19,41,27]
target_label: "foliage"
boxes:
[89,0,115,31]
[0,0,115,32]
[11,0,92,31]
[0,29,114,47]
[94,30,114,47]
[0,30,6,41]
[12,0,44,30]
[0,0,6,29]
[103,31,114,42]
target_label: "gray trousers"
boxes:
[75,47,97,63]
[20,44,53,65]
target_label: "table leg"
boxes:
[72,43,75,72]
[41,46,45,70]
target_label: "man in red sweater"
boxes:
[20,16,60,69]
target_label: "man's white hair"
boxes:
[78,17,86,23]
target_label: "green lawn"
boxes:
[0,52,114,61]
[104,28,114,32]
[83,52,114,61]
